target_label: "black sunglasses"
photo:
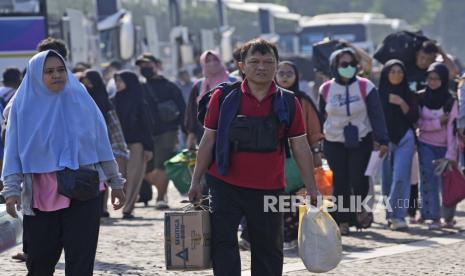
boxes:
[339,61,357,68]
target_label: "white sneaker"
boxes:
[283,240,298,250]
[390,219,408,230]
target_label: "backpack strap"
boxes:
[280,89,297,159]
[357,77,368,102]
[321,80,333,103]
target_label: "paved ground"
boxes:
[1,183,465,275]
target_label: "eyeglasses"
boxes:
[339,61,357,68]
[277,71,295,78]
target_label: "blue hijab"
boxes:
[2,50,114,178]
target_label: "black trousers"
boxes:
[324,135,373,224]
[23,196,101,276]
[207,175,284,276]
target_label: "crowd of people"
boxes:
[0,33,464,276]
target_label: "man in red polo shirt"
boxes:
[189,39,318,276]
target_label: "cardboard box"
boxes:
[164,209,211,270]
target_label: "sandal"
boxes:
[443,219,457,229]
[428,221,442,230]
[356,210,374,229]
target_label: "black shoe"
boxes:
[122,213,135,220]
[101,211,110,218]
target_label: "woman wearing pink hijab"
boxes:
[185,50,238,148]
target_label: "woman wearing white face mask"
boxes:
[319,48,389,235]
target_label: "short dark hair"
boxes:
[37,37,68,60]
[178,69,189,77]
[72,63,91,73]
[421,41,439,55]
[109,60,123,70]
[232,46,242,63]
[2,67,21,86]
[192,67,202,77]
[135,53,160,66]
[240,39,279,62]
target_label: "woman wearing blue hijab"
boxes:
[2,50,126,275]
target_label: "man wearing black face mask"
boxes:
[136,53,186,210]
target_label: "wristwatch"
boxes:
[312,143,323,154]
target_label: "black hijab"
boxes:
[113,70,144,119]
[379,60,410,98]
[115,70,144,99]
[83,70,114,114]
[379,59,412,144]
[421,62,451,110]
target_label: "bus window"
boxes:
[0,0,40,14]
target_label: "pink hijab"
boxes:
[197,50,231,102]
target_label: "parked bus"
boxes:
[299,13,415,56]
[0,0,47,72]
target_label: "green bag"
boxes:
[285,157,304,193]
[164,150,197,195]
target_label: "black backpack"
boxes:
[197,81,242,124]
[374,31,429,66]
[197,82,297,157]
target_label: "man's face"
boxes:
[239,49,277,85]
[416,50,436,70]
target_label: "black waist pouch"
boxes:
[229,114,279,152]
[57,168,100,201]
[343,123,360,149]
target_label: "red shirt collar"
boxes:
[241,79,278,100]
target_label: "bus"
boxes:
[0,0,47,72]
[299,13,415,56]
[0,0,103,73]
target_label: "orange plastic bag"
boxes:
[314,167,333,197]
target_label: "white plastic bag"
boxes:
[298,201,342,273]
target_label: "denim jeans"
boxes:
[418,142,456,221]
[382,130,415,221]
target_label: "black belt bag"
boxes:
[57,168,100,201]
[343,123,360,149]
[229,114,279,152]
